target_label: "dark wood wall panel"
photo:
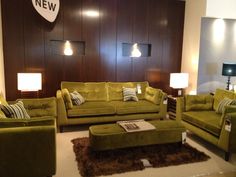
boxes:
[116,0,133,81]
[2,1,25,101]
[63,0,84,82]
[2,0,185,100]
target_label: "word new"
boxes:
[35,0,57,11]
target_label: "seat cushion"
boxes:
[67,102,116,117]
[111,100,160,115]
[182,111,221,136]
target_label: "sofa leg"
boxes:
[225,152,230,161]
[59,126,64,133]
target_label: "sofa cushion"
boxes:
[216,97,233,114]
[182,111,221,136]
[111,100,160,115]
[213,89,235,111]
[67,102,116,117]
[144,87,161,105]
[131,82,149,100]
[107,82,134,101]
[61,82,107,101]
[61,88,73,109]
[185,95,213,111]
[70,91,85,105]
[19,97,57,118]
[123,87,139,102]
[0,101,30,119]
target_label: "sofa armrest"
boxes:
[56,90,68,127]
[223,105,236,114]
[218,112,236,153]
[176,97,184,122]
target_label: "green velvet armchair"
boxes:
[176,89,236,161]
[0,95,57,177]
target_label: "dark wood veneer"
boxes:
[2,0,185,100]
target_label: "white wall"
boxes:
[206,0,236,19]
[181,0,206,94]
[0,0,5,98]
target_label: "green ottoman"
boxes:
[89,120,186,151]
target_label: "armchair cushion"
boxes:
[0,101,30,119]
[185,95,213,111]
[18,97,57,118]
[216,98,233,114]
[213,89,235,111]
[182,111,221,136]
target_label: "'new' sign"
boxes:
[32,0,60,22]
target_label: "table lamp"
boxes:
[17,73,42,97]
[170,73,189,96]
[222,63,236,90]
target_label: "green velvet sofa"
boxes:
[176,89,236,161]
[57,81,167,132]
[0,95,57,177]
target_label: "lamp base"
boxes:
[226,76,231,90]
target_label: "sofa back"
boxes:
[61,82,107,101]
[107,82,149,101]
[61,81,149,102]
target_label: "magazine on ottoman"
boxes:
[117,119,156,132]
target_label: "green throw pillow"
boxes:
[185,95,213,111]
[216,97,233,114]
[62,88,73,109]
[123,87,139,102]
[144,87,161,104]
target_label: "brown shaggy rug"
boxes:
[71,137,210,177]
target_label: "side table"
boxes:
[167,95,177,120]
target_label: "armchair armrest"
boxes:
[223,105,236,114]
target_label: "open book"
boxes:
[117,119,156,132]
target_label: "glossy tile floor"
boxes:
[55,126,236,177]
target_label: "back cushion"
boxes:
[107,82,148,101]
[61,88,73,109]
[144,87,161,104]
[19,97,57,117]
[213,89,235,111]
[0,93,8,118]
[185,95,213,111]
[61,82,107,101]
[107,82,133,101]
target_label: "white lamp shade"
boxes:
[170,73,189,89]
[17,73,42,91]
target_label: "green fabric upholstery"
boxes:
[57,82,167,129]
[61,82,107,101]
[111,100,160,115]
[89,120,185,151]
[213,89,235,111]
[107,82,134,101]
[68,102,116,117]
[18,97,57,118]
[0,97,56,177]
[61,88,73,109]
[182,111,221,136]
[177,89,236,159]
[185,94,213,111]
[0,93,8,106]
[144,86,161,104]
